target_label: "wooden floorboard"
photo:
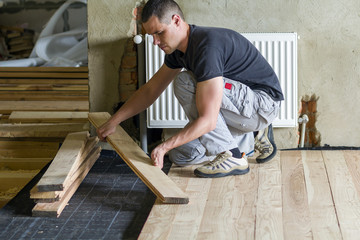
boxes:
[139,150,360,240]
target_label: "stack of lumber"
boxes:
[0,67,89,111]
[0,66,89,139]
[0,25,34,59]
[31,131,101,217]
[0,140,59,208]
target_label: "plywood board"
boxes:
[88,112,189,204]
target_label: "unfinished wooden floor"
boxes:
[139,150,360,240]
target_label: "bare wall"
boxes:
[88,0,360,148]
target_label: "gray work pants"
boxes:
[168,71,280,166]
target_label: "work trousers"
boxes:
[168,71,280,166]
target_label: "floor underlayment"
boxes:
[0,150,171,240]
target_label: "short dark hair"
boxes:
[141,0,184,24]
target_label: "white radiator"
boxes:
[145,32,298,128]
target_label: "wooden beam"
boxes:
[9,111,89,123]
[88,112,189,204]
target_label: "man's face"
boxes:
[142,15,179,54]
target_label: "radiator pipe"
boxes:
[134,34,148,153]
[298,114,309,148]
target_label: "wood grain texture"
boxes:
[32,150,100,217]
[139,150,360,240]
[0,123,89,138]
[36,131,89,191]
[0,101,89,114]
[88,112,189,204]
[9,111,89,123]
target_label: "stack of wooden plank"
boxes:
[0,140,59,208]
[31,131,101,217]
[0,67,89,139]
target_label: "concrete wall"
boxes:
[88,0,360,148]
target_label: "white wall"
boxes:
[89,0,360,148]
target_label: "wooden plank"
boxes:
[0,94,88,101]
[0,123,90,138]
[301,150,342,239]
[0,72,88,78]
[0,158,52,170]
[344,150,360,199]
[255,152,284,240]
[0,101,89,114]
[281,150,313,239]
[9,111,89,123]
[139,166,194,239]
[36,131,89,191]
[0,84,88,91]
[32,149,100,217]
[0,79,88,85]
[196,164,259,239]
[31,144,100,202]
[0,67,88,72]
[88,112,189,204]
[0,149,58,158]
[322,150,360,240]
[0,140,59,149]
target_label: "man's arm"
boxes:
[97,64,181,140]
[151,76,223,168]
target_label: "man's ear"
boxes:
[172,14,181,26]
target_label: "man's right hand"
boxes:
[96,120,117,141]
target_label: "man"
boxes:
[97,0,283,178]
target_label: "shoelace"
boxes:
[208,152,231,167]
[255,141,270,153]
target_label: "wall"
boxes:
[88,0,360,148]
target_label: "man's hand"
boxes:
[96,120,117,141]
[151,143,168,169]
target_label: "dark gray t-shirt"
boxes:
[164,24,284,101]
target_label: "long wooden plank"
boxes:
[0,123,89,138]
[255,153,284,240]
[9,111,89,123]
[0,94,88,101]
[301,150,342,239]
[281,150,313,239]
[0,67,88,72]
[322,150,360,240]
[0,85,88,91]
[0,140,59,149]
[0,158,52,170]
[0,72,88,78]
[0,101,89,114]
[0,149,58,158]
[0,79,88,84]
[36,131,89,191]
[32,150,101,217]
[88,112,189,204]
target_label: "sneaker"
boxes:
[254,124,277,163]
[194,150,249,178]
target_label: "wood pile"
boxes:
[0,66,91,209]
[0,25,34,60]
[31,131,101,217]
[0,67,89,139]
